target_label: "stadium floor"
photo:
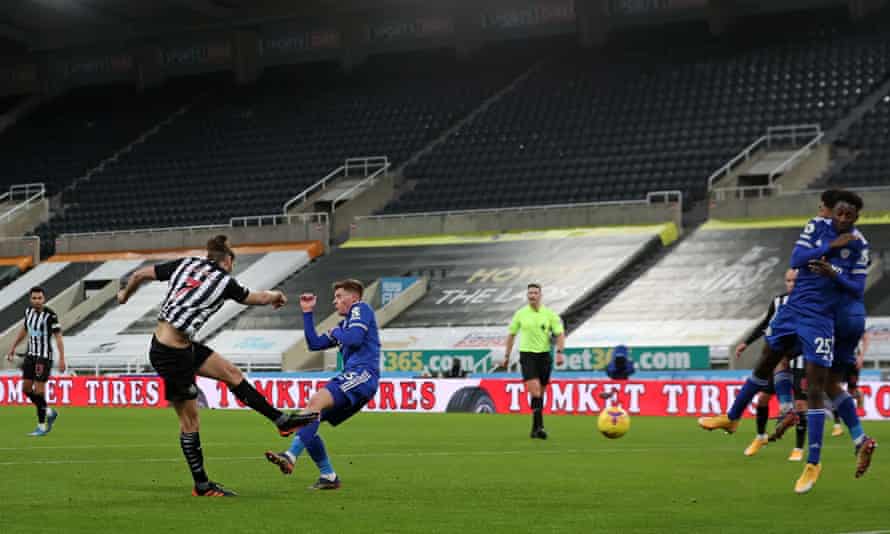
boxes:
[1,407,888,533]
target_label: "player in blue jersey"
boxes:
[806,191,876,486]
[699,190,873,493]
[264,279,380,490]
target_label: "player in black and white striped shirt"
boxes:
[118,235,316,497]
[5,286,65,436]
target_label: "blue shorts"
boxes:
[322,369,379,427]
[833,314,865,371]
[766,306,834,368]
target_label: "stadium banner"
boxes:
[4,375,889,420]
[380,277,419,306]
[162,38,233,75]
[364,15,455,45]
[259,26,341,64]
[480,1,575,37]
[561,346,710,370]
[0,375,166,408]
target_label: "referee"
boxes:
[501,283,565,439]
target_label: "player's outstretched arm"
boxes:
[244,290,287,308]
[118,266,157,304]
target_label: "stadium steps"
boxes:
[562,225,698,334]
[824,72,890,145]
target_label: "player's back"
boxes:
[786,217,842,317]
[339,301,381,376]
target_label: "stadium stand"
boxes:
[384,13,890,214]
[827,95,890,188]
[44,46,539,237]
[0,80,212,196]
[0,260,100,333]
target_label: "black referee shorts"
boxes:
[519,351,553,386]
[149,336,214,402]
[22,356,51,382]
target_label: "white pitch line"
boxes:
[0,444,857,466]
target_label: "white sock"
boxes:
[38,423,47,431]
[758,434,768,441]
[321,472,337,481]
[284,451,296,464]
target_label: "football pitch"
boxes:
[1,407,888,534]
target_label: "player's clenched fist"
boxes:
[299,293,317,313]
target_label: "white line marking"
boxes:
[0,444,857,466]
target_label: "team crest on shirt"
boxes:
[840,249,850,259]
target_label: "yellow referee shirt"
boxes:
[508,305,564,353]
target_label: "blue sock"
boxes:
[807,409,826,465]
[286,420,320,459]
[305,434,335,476]
[727,376,768,421]
[832,392,865,445]
[773,371,793,409]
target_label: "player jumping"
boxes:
[265,279,381,490]
[698,190,876,493]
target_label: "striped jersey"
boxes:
[25,306,60,359]
[154,257,250,338]
[745,293,788,345]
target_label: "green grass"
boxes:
[1,407,888,533]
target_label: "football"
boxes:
[597,406,631,439]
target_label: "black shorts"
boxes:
[22,356,51,382]
[789,357,808,401]
[149,336,214,402]
[519,352,552,386]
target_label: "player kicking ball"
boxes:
[265,280,381,490]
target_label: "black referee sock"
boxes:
[26,392,47,424]
[180,432,209,485]
[795,411,807,449]
[531,397,544,430]
[229,380,283,423]
[755,405,769,436]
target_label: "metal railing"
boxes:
[767,130,824,183]
[60,222,229,239]
[711,184,782,201]
[282,156,390,215]
[331,160,390,213]
[230,212,329,228]
[707,124,822,190]
[0,183,45,225]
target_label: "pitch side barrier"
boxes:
[3,372,889,420]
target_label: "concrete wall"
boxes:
[0,199,48,239]
[710,187,890,220]
[332,174,397,241]
[54,219,329,255]
[0,236,40,265]
[351,201,680,239]
[774,144,830,192]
